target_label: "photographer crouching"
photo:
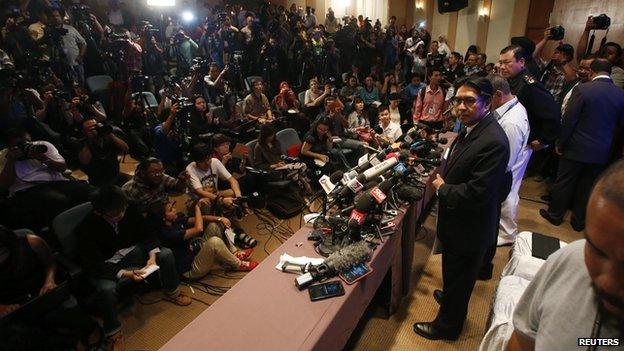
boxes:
[77,118,130,186]
[0,129,94,230]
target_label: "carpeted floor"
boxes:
[101,159,583,351]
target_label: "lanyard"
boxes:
[497,99,519,119]
[587,305,603,351]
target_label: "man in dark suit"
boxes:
[76,186,192,349]
[540,58,624,232]
[413,78,510,340]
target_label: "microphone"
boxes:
[412,157,442,167]
[437,137,448,145]
[295,241,373,289]
[396,185,424,203]
[350,193,375,225]
[369,179,393,204]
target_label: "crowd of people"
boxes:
[0,0,623,350]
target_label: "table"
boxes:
[161,132,456,351]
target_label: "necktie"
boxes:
[450,127,467,157]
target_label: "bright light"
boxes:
[415,1,424,9]
[479,7,489,17]
[338,0,351,7]
[181,10,195,23]
[147,0,175,7]
[419,21,426,28]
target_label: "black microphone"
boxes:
[396,185,424,203]
[412,157,442,167]
[437,137,448,145]
[295,241,373,289]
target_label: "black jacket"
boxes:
[76,205,159,280]
[508,69,560,145]
[437,114,510,252]
[557,77,624,164]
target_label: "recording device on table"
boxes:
[308,280,345,301]
[339,262,373,285]
[295,240,373,290]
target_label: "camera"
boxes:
[51,88,72,101]
[548,26,565,41]
[190,58,210,75]
[171,96,194,113]
[17,141,48,155]
[70,4,91,23]
[593,14,611,30]
[95,123,113,135]
[131,75,150,93]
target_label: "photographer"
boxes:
[1,10,38,70]
[154,103,184,175]
[121,85,153,160]
[47,7,87,86]
[189,95,219,140]
[243,78,273,124]
[168,29,198,77]
[533,27,577,104]
[576,16,624,88]
[78,118,129,186]
[0,128,93,230]
[203,63,228,105]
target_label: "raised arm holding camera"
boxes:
[533,27,577,104]
[78,118,129,186]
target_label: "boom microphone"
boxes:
[295,241,373,289]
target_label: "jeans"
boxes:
[90,246,179,335]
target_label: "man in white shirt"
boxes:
[488,74,530,246]
[0,129,93,230]
[507,161,624,351]
[374,105,402,145]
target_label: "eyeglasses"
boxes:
[453,97,479,107]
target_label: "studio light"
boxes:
[181,10,195,23]
[419,21,426,28]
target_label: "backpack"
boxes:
[266,187,305,219]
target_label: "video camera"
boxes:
[141,20,160,35]
[231,192,265,218]
[70,4,92,24]
[190,58,211,75]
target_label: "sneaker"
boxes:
[105,331,124,351]
[163,292,192,306]
[236,260,258,272]
[234,248,253,261]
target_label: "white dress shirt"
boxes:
[494,97,530,173]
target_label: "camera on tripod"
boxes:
[131,75,150,93]
[190,58,210,75]
[141,20,160,35]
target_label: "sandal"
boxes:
[235,232,258,248]
[235,248,253,261]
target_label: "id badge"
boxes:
[428,106,435,115]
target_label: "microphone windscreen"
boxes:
[363,181,378,190]
[397,185,423,202]
[385,152,398,160]
[378,179,393,193]
[330,170,344,183]
[398,151,410,163]
[326,241,373,272]
[354,193,376,212]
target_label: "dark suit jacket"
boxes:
[76,205,158,280]
[437,114,510,252]
[557,77,624,165]
[509,69,561,145]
